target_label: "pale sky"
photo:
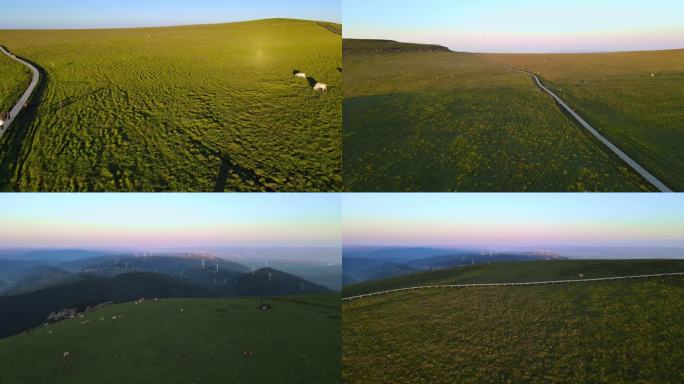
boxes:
[0,194,341,249]
[0,0,340,29]
[343,194,684,248]
[344,0,684,53]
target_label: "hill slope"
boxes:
[0,295,340,384]
[0,18,341,191]
[484,49,684,191]
[343,259,684,297]
[343,275,684,383]
[343,39,651,191]
[0,272,211,338]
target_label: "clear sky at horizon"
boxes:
[344,0,684,53]
[0,194,341,249]
[343,194,684,249]
[0,0,340,29]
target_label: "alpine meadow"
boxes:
[0,19,342,191]
[0,51,29,116]
[343,262,684,384]
[344,38,684,192]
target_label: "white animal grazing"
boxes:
[314,83,328,91]
[63,351,70,359]
[295,72,306,78]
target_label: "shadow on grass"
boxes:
[214,155,277,192]
[306,76,319,88]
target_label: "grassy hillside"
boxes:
[343,40,652,191]
[0,51,30,115]
[0,273,213,338]
[0,19,341,191]
[0,295,340,384]
[484,50,684,191]
[343,275,684,383]
[343,259,684,297]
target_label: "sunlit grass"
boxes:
[343,41,653,191]
[0,19,341,191]
[484,49,684,191]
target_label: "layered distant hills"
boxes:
[343,247,566,285]
[0,253,333,338]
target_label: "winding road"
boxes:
[500,63,672,192]
[342,272,684,301]
[0,46,40,137]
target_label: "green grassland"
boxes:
[0,51,29,114]
[343,40,653,192]
[343,259,684,297]
[0,294,340,384]
[343,264,684,383]
[484,50,684,191]
[0,19,341,191]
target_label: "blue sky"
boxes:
[344,0,684,52]
[0,0,340,29]
[343,194,684,248]
[0,194,341,249]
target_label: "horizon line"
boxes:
[343,37,684,55]
[0,17,341,31]
[342,244,684,249]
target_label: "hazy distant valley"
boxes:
[0,248,340,339]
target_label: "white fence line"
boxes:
[342,272,684,302]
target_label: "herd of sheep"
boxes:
[293,71,328,91]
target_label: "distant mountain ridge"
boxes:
[0,255,332,339]
[343,247,567,285]
[343,39,450,55]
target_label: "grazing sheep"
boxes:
[63,351,70,359]
[314,82,328,91]
[295,72,306,78]
[180,308,184,313]
[651,73,655,78]
[80,320,90,325]
[112,316,117,320]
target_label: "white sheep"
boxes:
[295,72,306,78]
[63,351,70,359]
[314,83,328,91]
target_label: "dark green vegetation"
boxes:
[0,51,29,114]
[0,294,340,384]
[0,19,341,191]
[343,261,684,383]
[0,256,331,338]
[343,39,654,191]
[343,259,684,297]
[485,50,684,191]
